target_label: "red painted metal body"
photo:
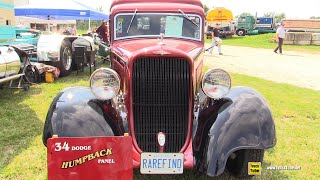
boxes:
[47,136,133,180]
[109,0,205,170]
[111,39,203,168]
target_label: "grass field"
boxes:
[77,29,88,35]
[205,33,320,53]
[0,63,319,179]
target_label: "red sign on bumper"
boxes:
[47,136,132,180]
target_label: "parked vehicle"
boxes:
[15,28,41,46]
[206,7,234,38]
[0,46,22,86]
[0,27,40,47]
[0,0,38,88]
[0,9,38,60]
[43,0,276,178]
[0,45,39,90]
[236,16,276,36]
[37,34,109,77]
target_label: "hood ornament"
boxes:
[154,33,170,55]
[158,33,165,46]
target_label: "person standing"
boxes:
[209,23,223,55]
[64,25,72,35]
[71,25,77,36]
[96,20,109,43]
[274,22,286,54]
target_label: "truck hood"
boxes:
[112,39,203,60]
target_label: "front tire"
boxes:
[54,40,72,77]
[236,29,246,36]
[226,149,264,178]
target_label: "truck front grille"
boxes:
[132,57,190,152]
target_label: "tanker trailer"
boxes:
[206,7,235,38]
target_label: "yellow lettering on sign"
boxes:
[60,148,113,169]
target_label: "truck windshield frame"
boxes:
[114,13,202,41]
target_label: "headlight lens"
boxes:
[202,69,231,99]
[90,68,120,100]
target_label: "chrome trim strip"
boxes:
[114,12,203,41]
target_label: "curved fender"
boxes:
[200,86,276,176]
[43,86,121,145]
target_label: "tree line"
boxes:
[76,5,106,31]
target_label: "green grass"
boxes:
[0,64,319,179]
[205,33,320,53]
[77,29,89,35]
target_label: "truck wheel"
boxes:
[54,40,72,77]
[236,29,246,36]
[226,149,264,178]
[24,65,40,83]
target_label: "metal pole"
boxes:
[47,15,50,32]
[88,17,91,32]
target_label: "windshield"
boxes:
[114,13,202,41]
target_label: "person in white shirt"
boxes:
[274,22,286,54]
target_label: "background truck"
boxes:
[206,7,235,38]
[236,16,276,36]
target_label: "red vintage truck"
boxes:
[43,0,276,178]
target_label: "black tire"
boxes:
[226,149,264,178]
[23,85,30,91]
[24,65,41,83]
[53,40,72,77]
[236,29,246,36]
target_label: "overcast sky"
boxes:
[32,0,320,18]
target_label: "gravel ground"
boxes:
[204,45,320,90]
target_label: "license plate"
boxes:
[140,153,184,174]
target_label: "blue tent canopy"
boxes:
[15,0,108,20]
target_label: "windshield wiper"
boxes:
[127,9,138,33]
[178,9,199,28]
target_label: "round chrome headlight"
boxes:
[90,68,120,100]
[202,69,231,99]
